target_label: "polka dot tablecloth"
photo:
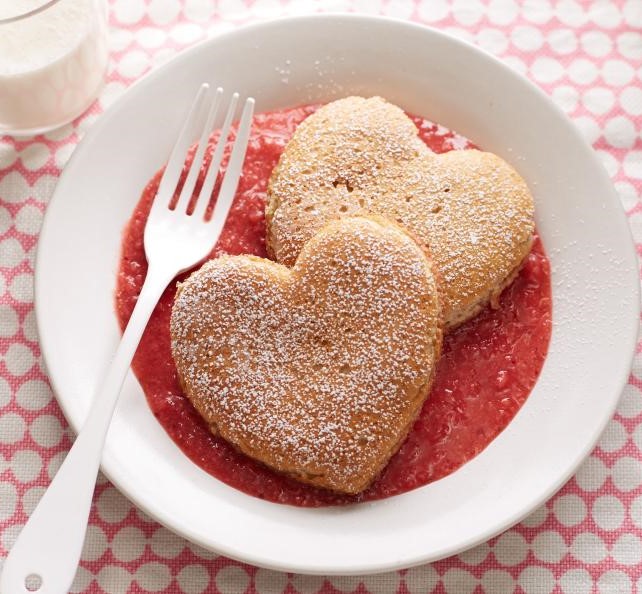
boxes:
[1,0,641,592]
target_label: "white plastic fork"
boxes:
[0,84,255,594]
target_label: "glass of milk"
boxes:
[0,0,109,136]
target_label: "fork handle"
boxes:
[0,264,175,594]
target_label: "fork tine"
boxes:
[205,97,255,231]
[191,92,240,221]
[152,83,210,212]
[173,87,224,214]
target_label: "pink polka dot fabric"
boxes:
[1,1,641,592]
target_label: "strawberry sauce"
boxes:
[115,105,552,506]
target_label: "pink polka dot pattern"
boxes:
[1,1,641,592]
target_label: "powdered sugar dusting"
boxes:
[170,217,442,494]
[266,96,535,329]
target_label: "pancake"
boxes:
[266,96,535,329]
[170,216,442,494]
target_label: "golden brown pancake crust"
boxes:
[266,96,535,330]
[170,216,442,494]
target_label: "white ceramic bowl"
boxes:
[36,15,639,574]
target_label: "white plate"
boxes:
[36,15,639,575]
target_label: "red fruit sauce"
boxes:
[115,105,552,507]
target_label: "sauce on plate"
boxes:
[115,105,552,507]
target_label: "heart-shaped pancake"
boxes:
[266,96,535,329]
[171,217,442,494]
